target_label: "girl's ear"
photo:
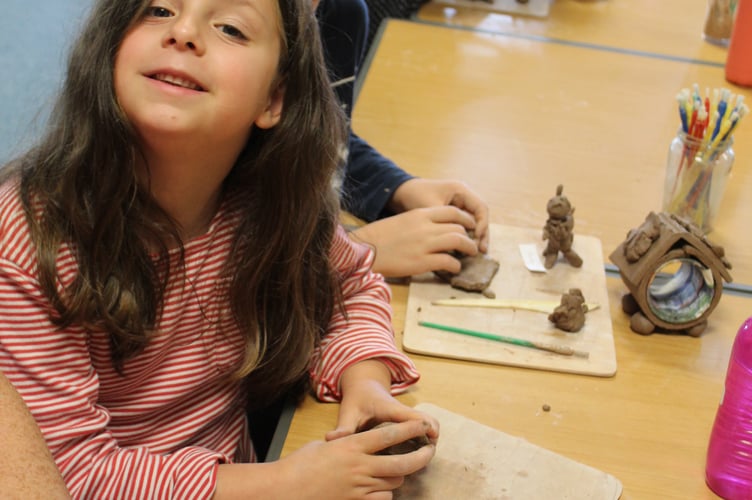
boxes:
[254,83,285,129]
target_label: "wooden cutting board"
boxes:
[403,224,617,377]
[396,404,623,499]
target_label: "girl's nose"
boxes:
[165,16,205,55]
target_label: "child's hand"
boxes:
[271,361,439,499]
[350,178,490,278]
[278,419,435,499]
[350,207,479,278]
[326,361,440,444]
[388,178,489,252]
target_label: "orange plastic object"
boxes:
[726,0,752,87]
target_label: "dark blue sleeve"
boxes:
[341,133,414,223]
[318,0,414,222]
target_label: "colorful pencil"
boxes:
[667,85,748,229]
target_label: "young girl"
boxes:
[0,0,439,498]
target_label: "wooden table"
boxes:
[418,0,729,65]
[283,281,747,499]
[353,19,752,285]
[280,16,752,500]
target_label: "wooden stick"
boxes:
[431,298,599,314]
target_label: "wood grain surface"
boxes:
[395,403,623,499]
[403,224,617,376]
[281,17,752,500]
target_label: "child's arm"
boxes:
[341,133,414,223]
[387,178,490,251]
[326,359,440,443]
[349,178,490,277]
[350,205,480,277]
[0,370,71,499]
[309,226,440,438]
[0,258,232,499]
[309,226,421,402]
[214,418,435,500]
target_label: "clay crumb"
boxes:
[482,288,496,299]
[542,404,551,412]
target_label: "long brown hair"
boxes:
[1,0,347,404]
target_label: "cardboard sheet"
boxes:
[403,224,617,377]
[396,404,623,499]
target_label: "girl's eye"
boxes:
[218,24,247,40]
[145,6,173,18]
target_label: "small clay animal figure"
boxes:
[623,211,661,262]
[542,185,583,269]
[548,288,587,332]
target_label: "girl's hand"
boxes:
[271,361,438,499]
[280,419,436,500]
[326,361,440,444]
[350,206,479,278]
[349,178,489,278]
[215,419,435,500]
[388,178,489,253]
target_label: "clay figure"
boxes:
[623,211,661,262]
[542,185,583,269]
[609,212,733,337]
[548,288,587,332]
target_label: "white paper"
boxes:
[519,243,547,273]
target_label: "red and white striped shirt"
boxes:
[0,182,420,499]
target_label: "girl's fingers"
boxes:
[425,205,476,227]
[361,420,432,455]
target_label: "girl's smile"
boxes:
[148,70,207,92]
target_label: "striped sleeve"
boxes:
[0,256,230,499]
[309,226,420,402]
[0,186,229,499]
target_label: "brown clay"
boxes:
[548,288,587,332]
[630,312,655,335]
[542,185,583,269]
[610,212,732,336]
[620,293,640,315]
[623,212,661,262]
[435,253,500,293]
[369,422,431,455]
[686,321,708,338]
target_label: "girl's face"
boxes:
[114,0,285,151]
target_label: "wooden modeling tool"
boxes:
[431,298,599,314]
